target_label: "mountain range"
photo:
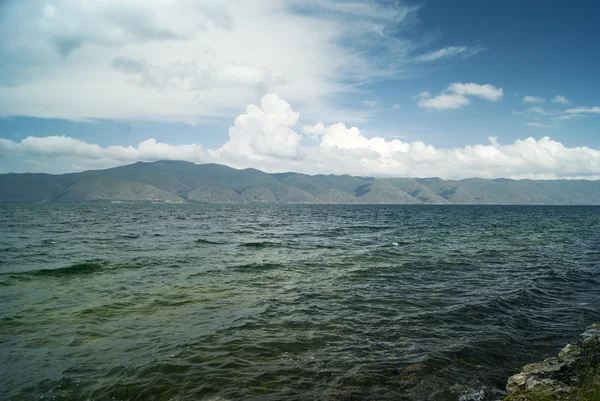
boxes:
[1,160,600,204]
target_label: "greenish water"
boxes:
[1,204,599,401]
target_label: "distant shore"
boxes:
[2,160,600,204]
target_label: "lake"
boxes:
[1,204,599,400]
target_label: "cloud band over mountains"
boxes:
[1,94,599,180]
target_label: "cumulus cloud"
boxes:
[2,94,600,179]
[0,0,422,124]
[0,136,206,171]
[210,94,302,160]
[448,83,503,101]
[566,107,600,114]
[523,95,546,103]
[416,83,503,109]
[552,95,569,104]
[413,45,484,62]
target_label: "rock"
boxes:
[402,362,428,374]
[502,323,600,401]
[582,323,600,344]
[524,376,567,394]
[507,373,528,392]
[397,373,420,390]
[397,362,428,390]
[558,344,582,363]
[521,357,565,375]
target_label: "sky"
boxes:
[0,0,599,179]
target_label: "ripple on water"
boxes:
[1,204,600,401]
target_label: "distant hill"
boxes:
[1,160,600,204]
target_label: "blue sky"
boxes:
[0,0,599,178]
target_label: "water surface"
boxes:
[1,204,599,400]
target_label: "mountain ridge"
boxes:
[1,160,600,204]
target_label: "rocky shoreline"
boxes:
[498,324,600,401]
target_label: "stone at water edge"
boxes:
[502,323,600,400]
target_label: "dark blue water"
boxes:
[1,204,599,401]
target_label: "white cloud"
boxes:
[413,45,483,62]
[416,92,470,109]
[521,107,562,116]
[3,94,600,180]
[523,95,546,103]
[514,105,581,120]
[448,83,503,101]
[525,122,552,128]
[416,83,503,109]
[552,114,580,121]
[514,102,592,123]
[566,107,600,114]
[0,0,419,124]
[210,94,302,160]
[552,95,569,104]
[363,99,378,107]
[0,136,206,171]
[392,104,401,110]
[527,107,549,115]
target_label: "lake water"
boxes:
[1,204,599,401]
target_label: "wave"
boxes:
[2,259,151,279]
[195,238,225,245]
[77,300,138,319]
[119,233,140,239]
[30,261,109,277]
[230,262,283,272]
[314,244,337,249]
[241,241,279,248]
